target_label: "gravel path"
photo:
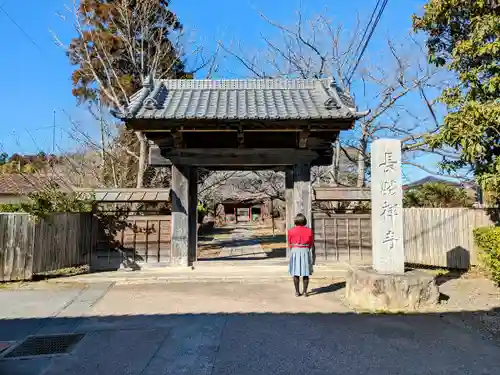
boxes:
[435,275,500,344]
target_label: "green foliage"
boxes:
[403,182,473,208]
[0,203,24,213]
[474,226,500,285]
[413,1,500,203]
[197,201,208,224]
[0,187,93,218]
[26,189,92,217]
[197,202,208,215]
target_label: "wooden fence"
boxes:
[403,208,496,269]
[0,213,93,281]
[313,213,372,264]
[94,215,172,269]
[312,208,498,269]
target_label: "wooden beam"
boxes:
[162,148,320,166]
[237,126,244,148]
[171,130,184,148]
[148,131,338,149]
[128,118,355,132]
[313,187,371,201]
[149,145,172,166]
[298,129,310,148]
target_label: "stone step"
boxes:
[49,265,348,285]
[194,260,289,268]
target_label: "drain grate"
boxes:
[4,334,85,358]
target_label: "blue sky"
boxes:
[0,0,436,182]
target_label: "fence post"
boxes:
[89,204,98,268]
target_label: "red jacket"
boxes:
[288,226,313,248]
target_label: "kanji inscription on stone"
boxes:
[380,201,399,220]
[371,139,405,274]
[381,180,397,196]
[382,229,399,249]
[379,152,397,172]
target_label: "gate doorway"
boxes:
[197,221,287,263]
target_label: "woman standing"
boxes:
[288,213,314,297]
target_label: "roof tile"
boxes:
[123,78,363,121]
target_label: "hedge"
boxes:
[473,226,500,286]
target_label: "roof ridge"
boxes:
[157,78,333,90]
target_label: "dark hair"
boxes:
[294,213,307,226]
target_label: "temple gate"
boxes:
[116,78,367,266]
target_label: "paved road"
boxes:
[1,282,499,375]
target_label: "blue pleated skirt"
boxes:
[289,247,313,276]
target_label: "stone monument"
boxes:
[345,139,439,311]
[371,138,405,274]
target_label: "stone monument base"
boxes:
[345,267,440,311]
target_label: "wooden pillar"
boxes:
[188,167,198,265]
[285,167,294,258]
[293,164,312,228]
[171,164,197,266]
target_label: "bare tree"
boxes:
[220,10,459,186]
[236,171,286,201]
[52,0,217,188]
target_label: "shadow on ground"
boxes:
[0,307,499,375]
[310,282,346,295]
[200,234,286,248]
[198,248,286,262]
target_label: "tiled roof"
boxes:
[75,188,170,202]
[0,174,68,195]
[117,78,366,121]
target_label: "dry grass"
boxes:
[32,265,89,281]
[0,281,24,289]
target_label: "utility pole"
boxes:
[99,96,107,182]
[52,110,56,153]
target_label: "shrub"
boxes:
[0,203,23,212]
[197,202,208,224]
[0,187,92,218]
[473,226,500,285]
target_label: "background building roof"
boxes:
[0,174,70,195]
